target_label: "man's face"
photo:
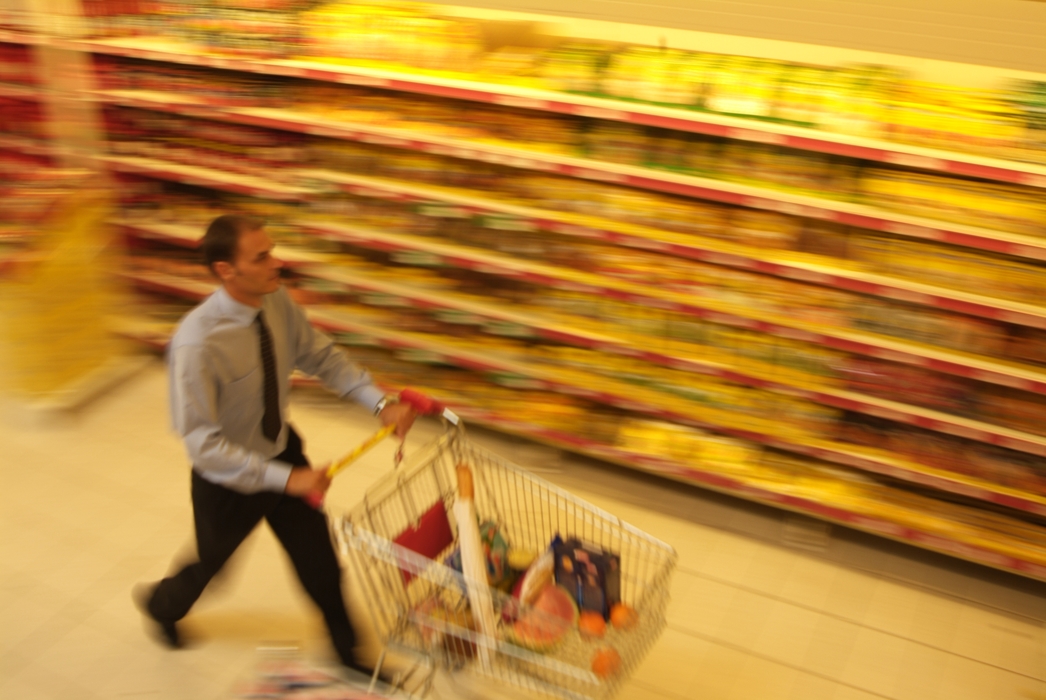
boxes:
[215,227,282,305]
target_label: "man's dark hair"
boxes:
[202,214,265,273]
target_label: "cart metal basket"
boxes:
[332,419,677,700]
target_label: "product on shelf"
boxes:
[0,96,45,140]
[298,0,483,72]
[94,56,288,107]
[848,294,1009,357]
[176,1,308,58]
[835,356,977,417]
[0,43,36,85]
[860,168,1046,238]
[837,412,1046,495]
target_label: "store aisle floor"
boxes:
[2,358,1044,700]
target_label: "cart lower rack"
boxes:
[333,419,678,700]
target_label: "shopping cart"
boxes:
[331,397,677,700]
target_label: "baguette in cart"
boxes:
[327,390,678,699]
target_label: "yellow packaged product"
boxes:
[727,208,802,250]
[774,65,834,126]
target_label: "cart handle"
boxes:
[305,389,456,508]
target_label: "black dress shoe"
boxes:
[132,583,184,649]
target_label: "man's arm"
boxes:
[287,301,385,412]
[169,343,295,493]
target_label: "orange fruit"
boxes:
[610,603,638,630]
[591,647,621,679]
[578,610,607,638]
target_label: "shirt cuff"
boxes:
[353,384,387,416]
[263,459,294,493]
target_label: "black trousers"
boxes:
[148,427,358,664]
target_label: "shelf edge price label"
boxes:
[997,310,1046,330]
[873,348,916,364]
[266,64,307,78]
[1009,244,1046,262]
[726,127,787,145]
[703,251,746,267]
[780,267,831,285]
[630,237,669,251]
[883,221,944,241]
[493,95,550,110]
[575,168,627,183]
[911,534,1012,568]
[1017,561,1046,579]
[969,369,1034,391]
[864,405,908,423]
[848,516,906,537]
[882,287,933,305]
[1020,173,1046,189]
[997,436,1046,457]
[503,156,541,170]
[336,74,389,88]
[360,133,409,148]
[573,106,629,121]
[774,326,817,343]
[882,152,947,171]
[551,222,602,239]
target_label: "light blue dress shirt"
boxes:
[168,285,384,494]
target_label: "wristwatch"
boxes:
[373,396,389,416]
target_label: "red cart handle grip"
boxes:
[398,387,445,416]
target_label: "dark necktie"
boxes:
[256,310,281,442]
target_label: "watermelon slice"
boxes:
[513,548,555,606]
[504,584,578,653]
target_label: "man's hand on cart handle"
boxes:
[286,465,331,498]
[377,400,416,439]
[304,389,449,509]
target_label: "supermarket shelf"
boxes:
[0,28,45,45]
[301,256,1046,461]
[90,90,1046,264]
[0,81,40,99]
[0,133,56,158]
[108,164,1046,400]
[307,305,1046,516]
[101,154,318,200]
[102,140,1046,334]
[300,219,1046,398]
[115,219,333,266]
[110,314,171,351]
[113,267,1046,516]
[449,408,1046,583]
[121,269,215,301]
[62,34,1046,188]
[301,168,1046,332]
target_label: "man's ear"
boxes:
[213,260,235,282]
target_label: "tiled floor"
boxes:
[2,357,1044,700]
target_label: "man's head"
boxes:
[202,214,282,307]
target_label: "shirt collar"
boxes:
[214,285,262,327]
